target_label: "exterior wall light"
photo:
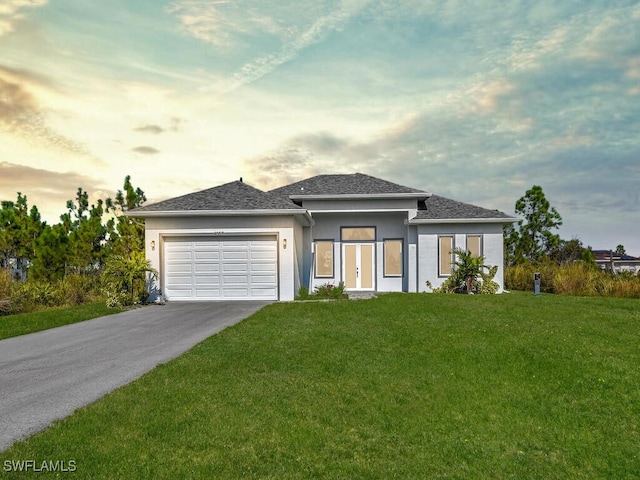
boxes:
[282,238,287,249]
[151,240,156,251]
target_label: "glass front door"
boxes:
[343,243,374,290]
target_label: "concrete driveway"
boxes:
[0,301,269,452]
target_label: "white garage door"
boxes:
[163,236,278,301]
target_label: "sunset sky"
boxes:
[1,0,639,253]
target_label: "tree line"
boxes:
[1,179,636,307]
[0,176,147,290]
[503,185,639,297]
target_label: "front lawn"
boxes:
[0,302,120,340]
[1,293,638,478]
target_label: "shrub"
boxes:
[426,260,500,295]
[0,270,102,316]
[295,285,310,300]
[101,252,157,308]
[296,282,348,300]
[504,258,558,293]
[58,274,99,305]
[504,260,640,298]
[314,282,348,299]
[0,270,10,314]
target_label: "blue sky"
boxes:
[1,0,639,253]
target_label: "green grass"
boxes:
[1,293,639,478]
[0,302,120,340]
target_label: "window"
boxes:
[439,236,454,276]
[341,227,375,241]
[384,240,403,277]
[467,235,482,257]
[315,241,334,277]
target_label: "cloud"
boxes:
[225,1,371,92]
[133,117,185,135]
[132,146,160,155]
[166,0,237,48]
[0,162,110,222]
[134,124,164,134]
[168,0,372,93]
[0,68,92,157]
[0,0,47,36]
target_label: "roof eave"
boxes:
[288,192,431,201]
[408,217,517,225]
[128,208,308,218]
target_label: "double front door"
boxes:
[343,243,374,290]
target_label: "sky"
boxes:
[1,0,639,254]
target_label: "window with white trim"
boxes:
[384,239,403,277]
[466,235,482,257]
[315,241,334,277]
[439,235,454,276]
[341,227,376,241]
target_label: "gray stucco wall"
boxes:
[309,211,409,292]
[416,223,505,293]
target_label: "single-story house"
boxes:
[592,250,640,275]
[128,173,516,301]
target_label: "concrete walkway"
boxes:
[0,301,268,451]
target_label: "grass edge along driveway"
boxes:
[0,302,120,340]
[1,292,639,479]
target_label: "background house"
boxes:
[592,250,640,274]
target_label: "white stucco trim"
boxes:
[310,209,414,214]
[145,226,298,302]
[289,193,430,201]
[408,217,517,224]
[129,209,314,225]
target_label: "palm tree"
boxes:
[451,248,488,294]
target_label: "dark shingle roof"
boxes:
[131,181,302,213]
[413,194,513,220]
[270,173,427,197]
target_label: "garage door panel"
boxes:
[251,275,276,285]
[223,287,250,298]
[223,251,249,261]
[222,263,249,273]
[222,275,249,285]
[166,275,193,285]
[195,274,220,285]
[164,236,278,301]
[168,288,193,297]
[250,251,277,261]
[196,289,221,298]
[251,263,276,272]
[194,240,221,247]
[166,251,193,261]
[194,251,220,261]
[250,287,278,298]
[194,263,220,273]
[167,264,192,273]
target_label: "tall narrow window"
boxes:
[467,235,482,257]
[315,241,334,277]
[384,240,403,277]
[439,236,454,276]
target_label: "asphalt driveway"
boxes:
[0,301,269,452]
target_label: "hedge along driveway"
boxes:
[0,301,269,451]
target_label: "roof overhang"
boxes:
[408,217,517,225]
[288,192,431,201]
[127,209,315,226]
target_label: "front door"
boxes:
[343,243,374,290]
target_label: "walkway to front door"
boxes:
[343,243,374,290]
